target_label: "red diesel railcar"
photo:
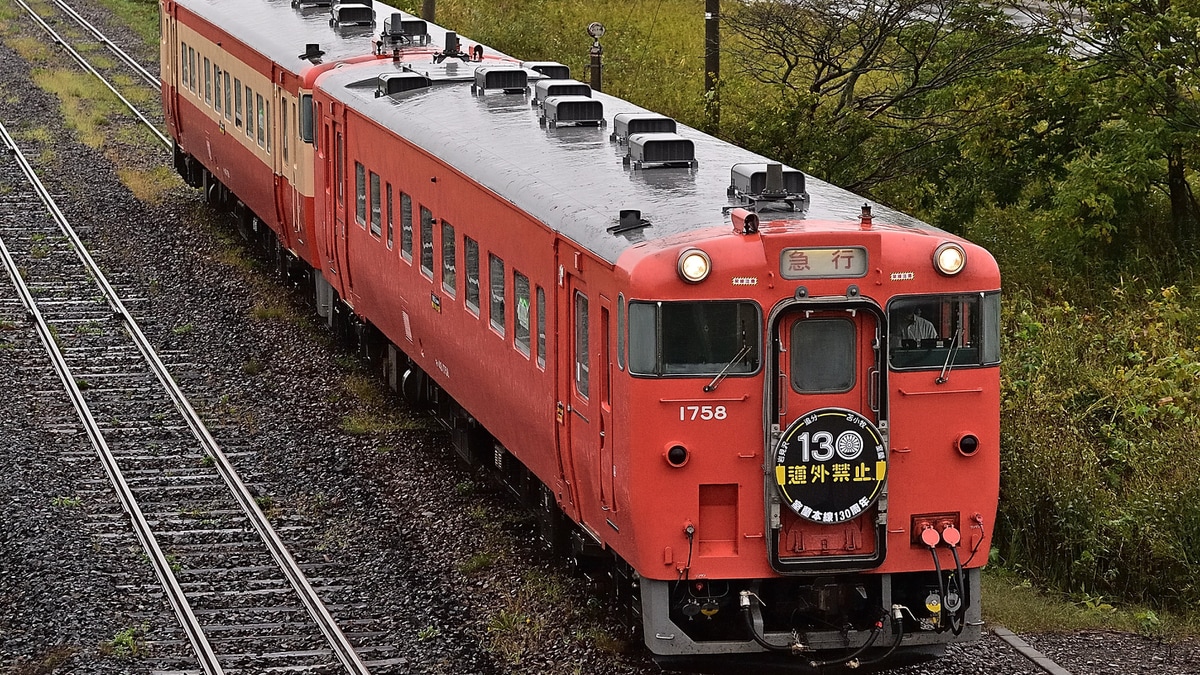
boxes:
[163,0,1001,668]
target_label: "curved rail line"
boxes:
[0,121,371,673]
[12,0,170,148]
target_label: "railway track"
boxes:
[0,113,402,672]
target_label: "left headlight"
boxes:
[678,249,711,283]
[933,242,966,276]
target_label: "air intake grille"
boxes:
[523,61,571,80]
[543,96,604,127]
[730,163,806,197]
[377,73,432,96]
[612,113,676,143]
[627,133,695,169]
[332,4,373,25]
[473,67,528,93]
[534,79,591,103]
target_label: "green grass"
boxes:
[93,0,161,46]
[31,68,125,149]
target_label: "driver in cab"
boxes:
[900,309,937,342]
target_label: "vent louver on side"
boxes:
[624,133,696,169]
[376,72,432,97]
[611,113,676,143]
[533,79,591,106]
[472,67,528,94]
[522,61,571,80]
[541,96,604,128]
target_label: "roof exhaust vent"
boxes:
[532,79,591,107]
[330,2,375,26]
[540,96,605,128]
[624,133,696,169]
[298,43,326,62]
[611,113,676,143]
[376,72,433,97]
[729,162,808,211]
[434,31,471,63]
[380,13,429,46]
[609,209,652,235]
[522,61,571,80]
[293,0,333,8]
[472,67,528,95]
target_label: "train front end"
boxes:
[616,169,1001,667]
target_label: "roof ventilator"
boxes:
[298,43,326,63]
[728,163,809,212]
[531,79,590,108]
[434,31,471,64]
[624,133,696,170]
[472,67,528,95]
[540,96,605,128]
[376,12,429,50]
[376,72,433,97]
[330,0,375,27]
[611,113,676,144]
[293,0,332,8]
[608,209,652,235]
[522,61,571,80]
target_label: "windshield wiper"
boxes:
[936,328,964,384]
[704,343,753,392]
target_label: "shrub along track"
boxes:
[0,0,1196,674]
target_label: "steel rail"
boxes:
[52,0,159,87]
[0,123,224,675]
[11,0,170,148]
[0,106,372,675]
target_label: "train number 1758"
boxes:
[679,405,728,421]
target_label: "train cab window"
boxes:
[442,221,456,295]
[369,171,382,236]
[628,301,761,377]
[385,184,394,248]
[575,292,589,397]
[537,286,546,368]
[224,73,232,121]
[791,319,856,393]
[355,163,367,226]
[420,207,434,278]
[204,58,211,105]
[489,254,505,334]
[465,237,480,314]
[400,192,413,260]
[234,78,243,127]
[888,292,1001,369]
[514,271,530,356]
[213,66,221,113]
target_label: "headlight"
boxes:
[678,249,711,283]
[933,243,966,276]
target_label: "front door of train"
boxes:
[768,303,888,572]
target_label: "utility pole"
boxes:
[422,0,435,22]
[587,22,605,92]
[704,0,720,132]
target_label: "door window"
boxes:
[791,319,856,393]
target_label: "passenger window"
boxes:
[791,319,855,393]
[265,100,272,154]
[213,66,222,113]
[188,47,196,91]
[246,86,254,138]
[256,94,266,147]
[336,133,344,204]
[575,292,589,397]
[369,171,381,236]
[514,271,530,356]
[180,43,188,87]
[224,73,232,120]
[617,294,625,370]
[400,193,413,260]
[234,77,242,126]
[204,57,211,104]
[281,97,288,163]
[489,254,505,334]
[355,163,367,226]
[442,221,456,295]
[465,237,480,314]
[420,207,434,278]
[385,184,394,248]
[537,286,546,368]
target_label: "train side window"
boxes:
[888,292,1000,369]
[234,78,242,126]
[204,57,211,105]
[385,184,394,249]
[442,221,456,296]
[188,47,196,91]
[213,66,221,114]
[400,192,413,261]
[536,286,546,368]
[791,319,855,393]
[224,73,232,120]
[514,271,530,356]
[355,163,367,226]
[575,292,589,398]
[420,207,434,278]
[336,133,344,205]
[369,171,382,236]
[489,254,505,334]
[246,86,254,139]
[465,237,480,314]
[299,94,313,144]
[180,43,188,89]
[256,94,266,148]
[617,294,625,371]
[265,100,272,154]
[281,97,288,163]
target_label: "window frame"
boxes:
[627,300,763,378]
[489,253,505,335]
[514,270,530,356]
[419,206,435,278]
[355,162,367,226]
[465,237,480,315]
[441,221,456,296]
[369,171,382,236]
